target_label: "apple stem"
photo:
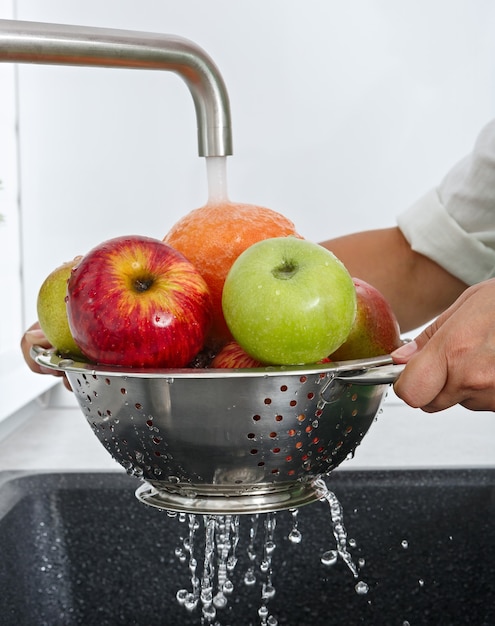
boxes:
[134,277,154,292]
[272,261,298,280]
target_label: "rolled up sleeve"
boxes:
[397,120,495,286]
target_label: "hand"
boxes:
[391,279,495,412]
[20,322,72,391]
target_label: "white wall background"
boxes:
[8,0,495,329]
[2,1,495,395]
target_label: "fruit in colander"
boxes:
[211,340,263,368]
[330,277,401,360]
[222,236,357,365]
[163,201,301,347]
[36,256,84,358]
[66,235,212,368]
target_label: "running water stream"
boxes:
[206,156,229,204]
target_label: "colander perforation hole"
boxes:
[253,414,261,422]
[247,433,256,440]
[275,415,283,422]
[280,385,288,392]
[289,400,297,407]
[264,398,272,405]
[269,432,277,439]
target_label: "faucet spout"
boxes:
[0,19,233,157]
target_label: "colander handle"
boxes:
[334,361,405,385]
[319,360,405,404]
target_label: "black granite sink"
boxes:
[0,469,493,625]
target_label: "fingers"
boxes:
[391,280,495,412]
[21,322,51,375]
[393,339,451,411]
[20,322,69,387]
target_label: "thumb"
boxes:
[391,314,446,364]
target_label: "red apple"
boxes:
[211,341,263,368]
[66,235,212,368]
[330,277,401,360]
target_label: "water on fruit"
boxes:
[205,156,229,204]
[172,479,367,624]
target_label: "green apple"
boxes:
[222,237,356,365]
[37,257,84,358]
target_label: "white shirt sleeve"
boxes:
[397,119,495,286]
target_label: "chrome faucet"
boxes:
[0,19,233,157]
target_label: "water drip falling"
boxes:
[288,508,302,544]
[314,477,368,595]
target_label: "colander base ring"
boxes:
[135,480,322,514]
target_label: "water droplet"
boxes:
[265,540,276,554]
[288,528,302,544]
[355,580,369,595]
[184,592,199,611]
[213,592,228,609]
[401,539,409,549]
[244,570,257,586]
[223,580,234,594]
[321,550,338,566]
[262,583,276,600]
[418,578,425,587]
[176,589,188,605]
[202,604,216,620]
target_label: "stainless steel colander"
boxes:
[34,348,403,513]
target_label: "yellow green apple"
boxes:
[37,256,84,357]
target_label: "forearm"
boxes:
[320,227,467,332]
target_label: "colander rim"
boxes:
[32,346,394,380]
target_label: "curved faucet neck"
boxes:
[0,19,233,157]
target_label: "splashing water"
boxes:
[172,478,367,624]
